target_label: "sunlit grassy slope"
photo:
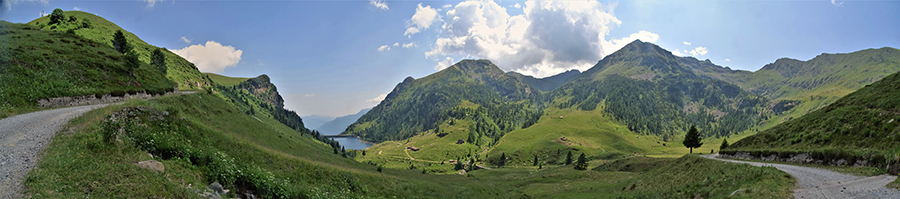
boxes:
[25,93,508,198]
[0,21,175,119]
[205,72,250,86]
[27,11,213,90]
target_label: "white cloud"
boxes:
[602,30,660,55]
[404,3,441,37]
[171,41,243,73]
[366,94,388,103]
[513,3,521,8]
[671,49,686,57]
[443,4,452,9]
[683,41,691,45]
[423,0,655,77]
[377,45,391,52]
[393,42,399,47]
[402,42,416,48]
[370,0,389,10]
[180,36,191,44]
[690,46,708,56]
[435,57,455,70]
[831,0,843,6]
[143,0,159,8]
[72,7,81,11]
[725,58,731,61]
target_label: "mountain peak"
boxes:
[451,59,500,73]
[616,39,670,56]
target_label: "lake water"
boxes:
[331,137,373,150]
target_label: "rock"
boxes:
[208,182,226,195]
[136,160,165,172]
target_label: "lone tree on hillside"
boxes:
[152,48,167,74]
[533,155,539,166]
[565,151,573,165]
[112,30,130,54]
[498,153,507,167]
[720,138,729,150]
[683,125,703,154]
[124,49,140,76]
[50,8,65,25]
[574,153,587,170]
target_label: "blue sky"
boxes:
[2,0,898,118]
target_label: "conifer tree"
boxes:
[574,153,588,170]
[565,151,573,165]
[720,138,729,150]
[683,125,703,154]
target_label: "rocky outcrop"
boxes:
[136,160,165,173]
[36,87,178,108]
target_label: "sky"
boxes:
[2,0,899,118]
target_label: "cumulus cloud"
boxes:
[172,41,243,73]
[377,45,391,52]
[725,58,731,61]
[180,36,191,44]
[72,7,81,11]
[831,0,843,6]
[671,50,686,57]
[393,42,400,47]
[404,3,441,37]
[423,0,659,77]
[402,42,416,48]
[690,46,708,56]
[683,41,691,45]
[370,0,389,10]
[435,57,455,70]
[513,3,521,8]
[366,94,388,103]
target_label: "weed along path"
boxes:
[702,154,900,199]
[0,91,196,198]
[0,104,111,198]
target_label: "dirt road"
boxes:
[703,154,900,198]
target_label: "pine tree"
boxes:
[152,48,167,74]
[720,138,729,150]
[683,125,703,154]
[565,151,573,165]
[499,153,506,167]
[533,155,539,166]
[574,153,587,170]
[112,30,129,54]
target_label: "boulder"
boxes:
[136,160,164,173]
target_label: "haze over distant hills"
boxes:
[301,115,334,130]
[316,108,371,135]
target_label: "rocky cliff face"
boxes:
[233,74,286,109]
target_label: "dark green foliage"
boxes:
[112,30,129,54]
[499,153,506,167]
[124,49,140,75]
[68,15,77,23]
[80,20,91,29]
[49,8,65,25]
[152,48,167,74]
[533,155,538,166]
[720,138,729,150]
[683,125,702,154]
[345,60,541,143]
[574,153,587,170]
[565,151,573,165]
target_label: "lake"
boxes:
[331,137,373,150]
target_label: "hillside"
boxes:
[0,21,176,118]
[507,69,581,92]
[343,59,542,143]
[26,11,213,91]
[204,72,249,86]
[726,71,900,156]
[317,108,370,135]
[684,47,900,129]
[212,74,308,132]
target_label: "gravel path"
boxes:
[0,104,112,198]
[702,154,900,199]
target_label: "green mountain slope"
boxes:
[26,11,213,90]
[684,47,900,130]
[507,69,581,92]
[344,59,542,143]
[0,21,175,118]
[211,74,308,133]
[205,72,249,86]
[726,71,900,155]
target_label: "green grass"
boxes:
[26,11,212,91]
[25,92,512,198]
[465,155,794,198]
[205,72,250,86]
[0,21,175,119]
